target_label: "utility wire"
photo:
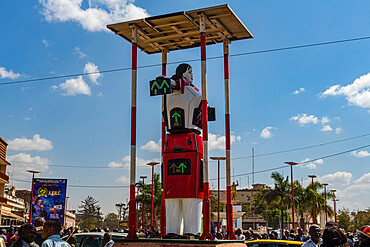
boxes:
[1,36,370,87]
[232,132,370,160]
[10,143,370,188]
[7,132,370,168]
[211,143,370,181]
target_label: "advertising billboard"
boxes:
[32,178,67,225]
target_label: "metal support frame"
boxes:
[160,49,167,237]
[223,39,236,240]
[199,14,213,241]
[128,25,138,239]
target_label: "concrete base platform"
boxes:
[115,239,245,247]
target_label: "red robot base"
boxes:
[163,132,204,235]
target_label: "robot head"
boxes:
[176,64,193,84]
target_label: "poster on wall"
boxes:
[32,178,67,225]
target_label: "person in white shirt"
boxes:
[302,225,322,247]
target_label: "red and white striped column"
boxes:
[199,14,213,241]
[127,25,138,239]
[160,49,167,237]
[224,39,236,240]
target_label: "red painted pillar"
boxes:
[127,25,138,239]
[223,40,236,240]
[312,178,315,224]
[160,49,167,237]
[29,173,35,223]
[199,14,213,241]
[290,165,295,231]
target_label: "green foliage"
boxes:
[135,173,162,226]
[338,208,351,230]
[210,193,224,220]
[242,204,251,212]
[78,196,103,230]
[103,213,119,230]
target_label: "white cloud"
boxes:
[321,72,370,109]
[7,153,50,179]
[301,158,324,169]
[351,150,370,158]
[339,201,365,210]
[290,113,319,125]
[41,38,52,47]
[293,87,305,95]
[24,117,31,121]
[83,62,101,84]
[74,46,87,58]
[335,127,343,134]
[318,171,352,186]
[39,0,150,32]
[354,173,370,184]
[107,161,123,168]
[208,133,241,150]
[0,67,22,79]
[108,156,160,169]
[8,134,53,151]
[321,125,333,132]
[53,76,91,96]
[141,139,161,153]
[260,126,276,139]
[321,117,330,124]
[116,175,129,184]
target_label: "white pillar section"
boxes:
[200,14,209,185]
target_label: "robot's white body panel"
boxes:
[165,84,202,133]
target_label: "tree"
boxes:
[261,172,291,233]
[103,213,119,230]
[78,196,103,230]
[115,202,128,220]
[337,208,351,231]
[135,173,162,228]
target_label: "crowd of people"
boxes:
[232,223,370,247]
[1,220,369,247]
[0,221,115,247]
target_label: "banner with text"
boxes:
[32,178,67,225]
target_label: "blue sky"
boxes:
[1,0,370,215]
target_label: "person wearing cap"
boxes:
[302,225,322,247]
[356,226,370,247]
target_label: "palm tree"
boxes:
[261,172,291,233]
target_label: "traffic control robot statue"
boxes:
[150,64,215,235]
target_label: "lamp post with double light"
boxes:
[210,156,226,232]
[330,189,338,223]
[27,170,40,223]
[140,175,147,229]
[308,175,317,224]
[285,161,299,231]
[147,162,159,231]
[322,183,329,224]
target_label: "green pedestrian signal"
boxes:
[167,159,191,175]
[170,108,185,129]
[178,163,187,173]
[150,77,172,96]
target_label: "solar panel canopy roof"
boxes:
[107,4,253,54]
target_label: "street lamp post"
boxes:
[285,161,299,231]
[308,175,317,224]
[147,162,159,231]
[140,175,147,229]
[330,189,338,223]
[27,170,40,223]
[322,183,329,224]
[210,156,226,232]
[65,196,69,227]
